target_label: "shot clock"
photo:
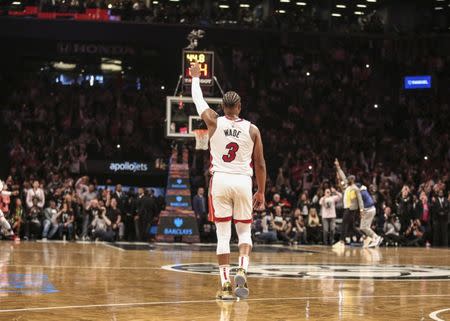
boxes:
[182,50,214,88]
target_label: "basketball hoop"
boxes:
[193,129,209,150]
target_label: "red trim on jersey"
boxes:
[249,161,254,168]
[233,218,253,224]
[209,153,213,174]
[208,176,215,222]
[215,216,233,222]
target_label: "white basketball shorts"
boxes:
[208,172,253,224]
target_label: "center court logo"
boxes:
[161,263,450,280]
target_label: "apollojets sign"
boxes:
[162,263,450,280]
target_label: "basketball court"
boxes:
[0,241,449,320]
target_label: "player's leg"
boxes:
[210,173,234,300]
[0,210,14,237]
[362,207,383,247]
[232,175,253,299]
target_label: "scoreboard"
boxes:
[182,50,214,87]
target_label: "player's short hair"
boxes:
[222,91,241,108]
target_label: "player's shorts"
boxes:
[208,172,252,224]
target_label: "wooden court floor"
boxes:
[0,241,449,321]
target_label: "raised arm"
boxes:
[335,158,348,188]
[250,124,266,210]
[189,62,218,134]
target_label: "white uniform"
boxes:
[208,116,254,224]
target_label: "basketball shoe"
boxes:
[234,268,249,299]
[216,281,235,301]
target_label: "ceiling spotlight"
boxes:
[374,104,378,108]
[434,6,443,10]
[366,0,377,2]
[306,71,310,76]
[277,9,286,13]
[424,156,428,160]
[280,0,290,2]
[161,85,165,90]
[219,4,229,8]
[336,4,346,8]
[354,11,364,15]
[117,144,121,149]
[366,64,370,68]
[331,13,342,17]
[357,4,367,8]
[296,2,307,5]
[239,4,250,7]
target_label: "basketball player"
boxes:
[0,180,17,238]
[189,62,266,300]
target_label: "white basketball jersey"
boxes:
[209,116,254,177]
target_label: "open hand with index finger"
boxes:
[189,61,201,78]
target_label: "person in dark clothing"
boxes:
[193,187,208,238]
[134,188,158,242]
[395,185,414,233]
[111,184,127,214]
[431,189,449,247]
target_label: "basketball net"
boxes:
[193,129,209,150]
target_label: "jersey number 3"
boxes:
[222,142,239,162]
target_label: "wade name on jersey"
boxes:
[223,128,241,138]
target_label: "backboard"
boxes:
[165,96,222,139]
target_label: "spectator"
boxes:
[82,198,100,240]
[258,211,277,244]
[193,187,207,222]
[135,188,158,242]
[292,208,307,244]
[396,186,414,233]
[42,200,59,240]
[272,206,291,244]
[307,208,321,244]
[404,219,425,247]
[416,191,432,246]
[431,189,449,247]
[26,180,45,209]
[106,194,124,241]
[60,202,75,240]
[319,187,341,245]
[91,206,114,242]
[383,207,402,246]
[24,197,42,240]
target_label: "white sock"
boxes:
[219,265,230,286]
[239,255,249,272]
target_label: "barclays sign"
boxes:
[160,216,196,236]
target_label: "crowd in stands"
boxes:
[4,0,387,33]
[1,33,449,246]
[1,176,164,242]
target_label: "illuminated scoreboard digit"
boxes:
[182,50,214,87]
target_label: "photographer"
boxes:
[82,198,100,240]
[383,207,403,246]
[91,205,115,242]
[404,219,425,247]
[258,211,277,243]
